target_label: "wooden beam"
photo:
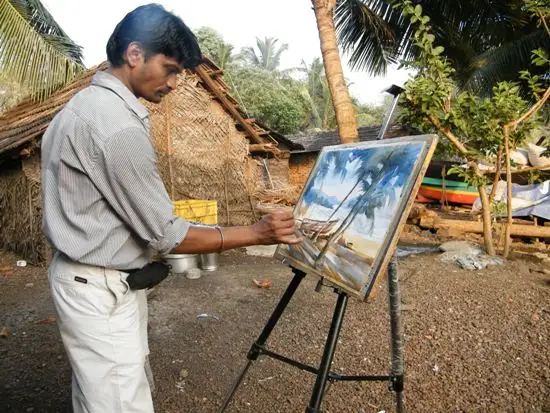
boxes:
[249,143,282,156]
[419,216,550,238]
[194,65,263,144]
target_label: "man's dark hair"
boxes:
[106,3,201,69]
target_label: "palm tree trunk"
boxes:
[315,194,368,268]
[312,170,366,242]
[489,145,503,204]
[312,0,359,144]
[313,152,394,241]
[314,160,395,266]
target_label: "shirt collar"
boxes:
[91,71,149,120]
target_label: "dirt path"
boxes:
[0,248,549,412]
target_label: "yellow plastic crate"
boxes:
[173,200,218,225]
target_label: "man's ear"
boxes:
[124,42,145,68]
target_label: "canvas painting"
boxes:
[276,135,438,300]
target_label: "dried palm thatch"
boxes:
[255,179,300,207]
[0,58,291,262]
[147,72,262,225]
[0,62,108,155]
[0,154,51,264]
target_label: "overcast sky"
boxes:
[41,0,412,104]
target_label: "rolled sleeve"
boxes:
[90,126,189,253]
[150,216,190,254]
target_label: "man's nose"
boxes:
[167,75,177,90]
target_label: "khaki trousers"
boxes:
[48,252,154,413]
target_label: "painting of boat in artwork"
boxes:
[275,135,438,300]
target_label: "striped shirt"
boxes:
[41,71,190,269]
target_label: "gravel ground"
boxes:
[0,246,549,413]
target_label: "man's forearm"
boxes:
[170,225,261,254]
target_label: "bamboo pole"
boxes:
[489,145,503,204]
[419,216,550,238]
[223,120,231,225]
[503,126,513,257]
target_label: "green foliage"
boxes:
[197,31,386,134]
[227,66,309,134]
[527,169,543,184]
[195,27,234,69]
[397,0,544,174]
[336,0,549,97]
[334,0,402,75]
[447,165,488,188]
[491,200,507,219]
[355,99,388,127]
[293,58,335,130]
[239,37,289,72]
[195,27,223,58]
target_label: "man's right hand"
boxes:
[251,208,302,245]
[170,208,302,255]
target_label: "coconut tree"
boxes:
[240,37,289,72]
[303,149,351,233]
[312,0,360,143]
[195,26,235,70]
[299,57,340,130]
[334,0,550,96]
[0,0,84,103]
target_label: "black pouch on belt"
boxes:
[125,261,171,290]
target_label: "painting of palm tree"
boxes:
[276,135,437,300]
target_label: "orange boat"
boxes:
[417,177,478,205]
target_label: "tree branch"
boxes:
[506,86,550,130]
[426,113,469,155]
[540,13,550,38]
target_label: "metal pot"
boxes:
[163,254,199,274]
[200,253,219,272]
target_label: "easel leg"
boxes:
[306,290,349,413]
[388,255,405,413]
[218,267,307,412]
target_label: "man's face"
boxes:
[128,48,184,103]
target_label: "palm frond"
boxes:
[334,0,408,75]
[464,29,549,96]
[334,0,542,81]
[242,37,289,71]
[6,0,83,63]
[269,41,288,71]
[0,0,84,102]
[41,34,84,63]
[239,46,261,67]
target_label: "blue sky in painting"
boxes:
[298,142,424,243]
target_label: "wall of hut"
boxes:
[0,67,282,264]
[263,152,290,187]
[0,154,51,264]
[289,153,316,189]
[147,72,264,226]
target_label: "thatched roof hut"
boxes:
[0,57,302,264]
[287,125,417,187]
